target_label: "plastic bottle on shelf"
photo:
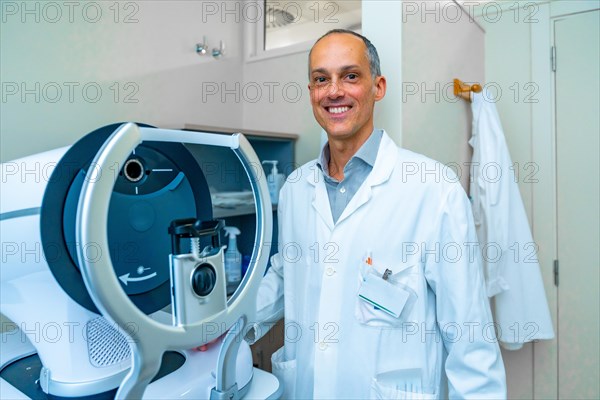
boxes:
[262,160,285,205]
[224,226,242,294]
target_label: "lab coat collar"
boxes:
[308,130,398,229]
[311,177,335,230]
[361,130,397,186]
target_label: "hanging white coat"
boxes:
[252,131,506,399]
[469,91,554,349]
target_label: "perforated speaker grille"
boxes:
[86,317,131,367]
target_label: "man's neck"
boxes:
[327,127,373,181]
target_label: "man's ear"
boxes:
[374,75,387,101]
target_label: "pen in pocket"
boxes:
[365,251,373,266]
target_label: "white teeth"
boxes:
[328,106,350,114]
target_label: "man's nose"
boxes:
[327,80,345,98]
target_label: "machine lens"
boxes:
[191,264,217,297]
[124,159,145,182]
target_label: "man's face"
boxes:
[308,33,386,142]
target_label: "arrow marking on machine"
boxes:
[119,272,157,285]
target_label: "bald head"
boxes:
[308,29,381,80]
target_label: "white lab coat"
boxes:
[252,132,506,399]
[469,92,554,350]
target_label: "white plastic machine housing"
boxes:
[0,147,125,396]
[0,124,279,399]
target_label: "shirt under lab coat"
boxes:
[469,91,554,350]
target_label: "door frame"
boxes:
[530,1,600,398]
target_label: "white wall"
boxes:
[1,1,244,162]
[401,0,485,192]
[363,0,404,145]
[242,52,319,166]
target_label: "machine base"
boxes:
[1,352,185,400]
[0,331,281,400]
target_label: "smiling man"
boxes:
[252,30,507,399]
[308,31,386,184]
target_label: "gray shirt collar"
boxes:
[317,128,383,178]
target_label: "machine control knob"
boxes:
[191,264,216,297]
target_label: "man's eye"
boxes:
[312,77,328,87]
[347,74,358,80]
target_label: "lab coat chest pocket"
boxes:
[354,258,418,328]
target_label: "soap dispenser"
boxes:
[262,160,285,205]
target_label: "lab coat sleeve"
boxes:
[245,190,286,344]
[424,184,506,399]
[479,102,512,296]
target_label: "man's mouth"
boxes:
[326,106,352,115]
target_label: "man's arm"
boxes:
[245,252,285,344]
[425,184,507,399]
[245,190,286,344]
